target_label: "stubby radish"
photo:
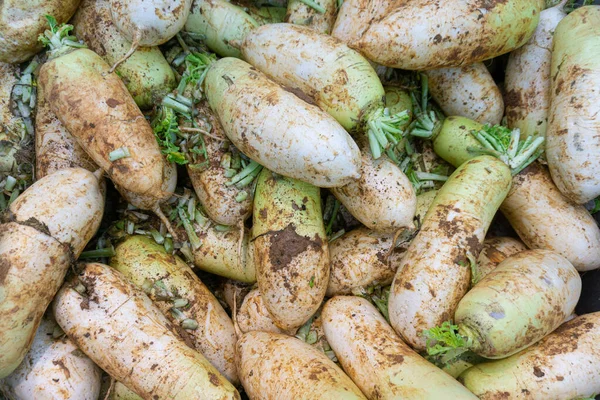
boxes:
[110,235,239,385]
[388,156,512,351]
[0,315,102,400]
[72,0,177,110]
[425,63,504,125]
[459,312,600,399]
[241,23,410,159]
[0,0,81,63]
[326,226,411,296]
[236,331,367,400]
[472,237,527,285]
[322,296,478,399]
[252,169,329,331]
[53,263,240,400]
[331,0,401,46]
[504,2,567,138]
[285,0,337,34]
[204,57,361,187]
[38,19,176,222]
[425,250,581,361]
[236,288,293,335]
[546,5,600,204]
[353,0,544,70]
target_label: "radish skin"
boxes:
[285,0,337,34]
[459,312,600,399]
[53,263,240,400]
[330,0,401,46]
[473,236,527,284]
[236,331,367,399]
[388,156,512,350]
[237,288,292,335]
[322,296,479,399]
[546,5,600,204]
[425,63,504,125]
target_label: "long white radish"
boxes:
[53,263,240,400]
[204,57,361,187]
[322,296,478,399]
[546,5,600,204]
[388,156,512,350]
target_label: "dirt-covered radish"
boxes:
[241,23,410,159]
[472,236,527,285]
[459,312,600,398]
[546,5,600,204]
[35,83,98,179]
[53,263,240,400]
[204,57,361,187]
[185,0,259,58]
[388,156,512,351]
[73,0,177,110]
[285,0,337,34]
[0,315,102,400]
[236,331,367,399]
[504,2,567,138]
[353,0,544,70]
[326,227,411,296]
[0,0,81,63]
[322,296,478,399]
[110,235,239,385]
[330,0,401,46]
[252,169,329,331]
[237,288,293,335]
[425,63,504,125]
[426,250,581,360]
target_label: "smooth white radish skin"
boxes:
[110,0,192,46]
[8,168,104,257]
[459,312,600,399]
[331,151,416,233]
[236,288,292,335]
[0,223,71,379]
[500,162,600,271]
[53,263,240,400]
[426,63,504,125]
[236,331,367,400]
[504,3,567,138]
[204,57,361,188]
[322,297,478,399]
[0,315,102,400]
[331,0,401,46]
[353,0,543,70]
[473,236,527,284]
[388,156,512,351]
[326,227,409,296]
[546,6,600,204]
[455,250,581,359]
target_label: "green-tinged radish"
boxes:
[322,296,479,399]
[425,63,504,125]
[236,331,367,400]
[426,250,581,360]
[243,5,287,25]
[237,288,294,335]
[72,0,177,110]
[35,83,98,179]
[110,235,239,385]
[388,156,512,351]
[0,222,71,379]
[53,263,240,400]
[472,237,527,285]
[240,23,410,159]
[185,0,259,58]
[285,0,337,34]
[354,0,543,70]
[504,2,567,138]
[0,315,102,400]
[326,227,410,297]
[415,189,439,223]
[546,5,600,204]
[331,0,401,45]
[108,0,192,71]
[384,86,413,126]
[459,312,600,399]
[8,168,105,257]
[38,21,175,212]
[252,169,329,331]
[438,351,487,379]
[204,57,361,187]
[0,0,81,63]
[107,382,143,400]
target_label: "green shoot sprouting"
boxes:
[38,15,86,57]
[152,107,188,165]
[407,74,444,140]
[366,108,411,160]
[423,321,472,360]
